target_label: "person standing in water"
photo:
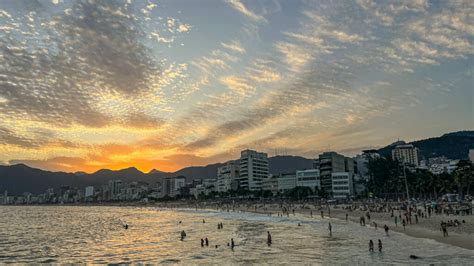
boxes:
[267,231,272,246]
[205,237,209,246]
[201,238,204,247]
[384,225,389,236]
[180,230,186,241]
[378,239,383,252]
[231,238,235,250]
[369,240,374,252]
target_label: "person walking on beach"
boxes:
[402,219,406,230]
[201,238,204,247]
[328,222,332,234]
[310,210,313,217]
[369,240,374,252]
[378,239,383,252]
[231,238,235,250]
[205,237,209,246]
[321,211,324,218]
[180,230,186,241]
[395,216,398,227]
[267,231,272,246]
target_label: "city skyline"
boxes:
[1,0,473,173]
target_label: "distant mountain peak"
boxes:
[148,168,163,174]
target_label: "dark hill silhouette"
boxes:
[1,130,472,194]
[378,130,474,160]
[0,164,81,194]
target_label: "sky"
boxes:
[0,0,472,173]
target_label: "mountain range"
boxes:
[1,130,472,194]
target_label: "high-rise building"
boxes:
[163,176,186,197]
[85,186,94,198]
[392,144,419,166]
[108,180,122,200]
[217,160,240,192]
[239,149,269,191]
[317,152,354,194]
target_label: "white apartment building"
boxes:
[277,173,297,193]
[263,175,278,195]
[392,144,420,167]
[331,172,354,199]
[296,169,320,191]
[239,149,269,191]
[217,160,239,192]
[84,186,94,198]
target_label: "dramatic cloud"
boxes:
[0,0,472,172]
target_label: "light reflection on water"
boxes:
[0,206,473,264]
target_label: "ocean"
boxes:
[0,206,473,264]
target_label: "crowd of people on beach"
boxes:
[127,198,472,259]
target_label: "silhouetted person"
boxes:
[441,221,448,237]
[201,238,204,247]
[203,219,205,224]
[267,231,272,246]
[346,213,348,221]
[378,239,382,252]
[231,238,235,250]
[328,222,332,234]
[205,237,209,246]
[384,225,389,236]
[369,240,374,252]
[180,230,186,241]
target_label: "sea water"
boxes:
[0,206,473,264]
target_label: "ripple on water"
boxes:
[0,206,473,264]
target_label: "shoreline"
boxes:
[3,201,474,250]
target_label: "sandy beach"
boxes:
[154,200,474,250]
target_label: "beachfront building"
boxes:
[296,169,320,191]
[469,149,474,163]
[216,160,240,193]
[108,180,122,200]
[331,172,354,199]
[392,144,420,167]
[163,176,186,197]
[277,172,297,193]
[239,149,269,191]
[263,175,278,195]
[317,152,354,196]
[427,157,459,175]
[84,186,94,198]
[203,178,217,192]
